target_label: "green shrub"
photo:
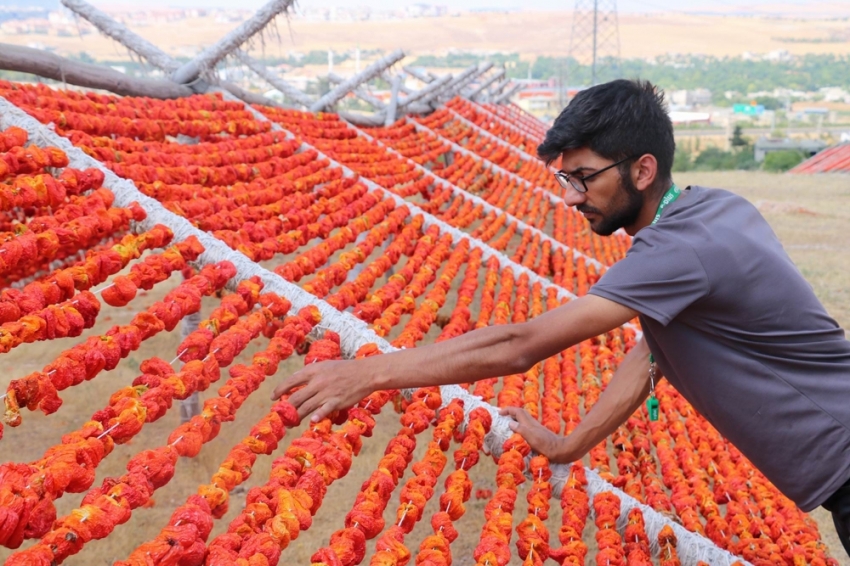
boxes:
[734,149,759,171]
[693,147,737,171]
[762,150,806,172]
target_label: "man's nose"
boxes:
[561,187,587,208]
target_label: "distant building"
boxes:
[668,111,711,125]
[753,137,827,163]
[669,88,712,108]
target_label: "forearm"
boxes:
[366,323,528,390]
[363,294,639,392]
[274,294,640,423]
[552,339,653,463]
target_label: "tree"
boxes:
[730,125,748,148]
[672,148,692,172]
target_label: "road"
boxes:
[674,126,850,138]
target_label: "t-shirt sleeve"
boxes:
[589,227,710,326]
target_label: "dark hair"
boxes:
[538,79,675,187]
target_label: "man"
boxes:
[272,79,850,555]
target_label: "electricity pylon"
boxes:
[567,0,621,86]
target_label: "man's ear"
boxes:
[633,154,659,192]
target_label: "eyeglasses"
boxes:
[554,155,638,193]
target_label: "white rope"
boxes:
[0,94,740,566]
[352,121,606,271]
[0,97,382,359]
[224,92,582,307]
[585,469,747,566]
[445,106,545,171]
[454,98,539,145]
[406,116,567,208]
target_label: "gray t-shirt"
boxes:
[590,185,850,511]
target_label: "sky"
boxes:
[73,0,837,15]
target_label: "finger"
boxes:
[499,406,520,418]
[311,400,338,423]
[296,392,327,421]
[289,384,318,411]
[500,407,524,432]
[271,370,310,400]
[512,408,535,425]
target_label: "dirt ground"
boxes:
[0,170,848,565]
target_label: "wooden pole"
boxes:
[493,82,524,105]
[436,64,482,102]
[338,111,386,127]
[383,72,412,95]
[397,73,452,110]
[310,49,404,112]
[486,77,512,102]
[170,0,295,85]
[0,43,193,99]
[236,49,314,108]
[457,62,494,97]
[384,74,402,126]
[490,77,512,95]
[469,68,506,101]
[219,80,284,107]
[328,72,385,110]
[403,65,437,83]
[60,0,179,72]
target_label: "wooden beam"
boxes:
[310,49,404,112]
[436,64,480,102]
[493,82,524,104]
[219,80,283,108]
[338,111,386,127]
[490,77,512,94]
[384,75,402,126]
[457,62,494,97]
[65,0,293,90]
[61,0,179,73]
[486,77,512,102]
[397,73,452,110]
[383,72,413,95]
[236,49,314,108]
[0,43,193,99]
[170,0,295,85]
[403,65,436,83]
[328,72,385,110]
[469,68,506,101]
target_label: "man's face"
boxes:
[558,148,644,236]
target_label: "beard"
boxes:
[578,172,644,236]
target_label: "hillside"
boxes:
[2,9,850,61]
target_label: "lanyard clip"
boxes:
[647,357,659,422]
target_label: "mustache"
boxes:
[577,205,603,215]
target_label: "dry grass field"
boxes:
[3,9,850,61]
[677,171,850,565]
[0,171,848,565]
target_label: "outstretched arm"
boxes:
[501,337,658,463]
[272,294,637,422]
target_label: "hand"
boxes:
[499,406,575,463]
[271,359,376,424]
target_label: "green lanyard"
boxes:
[650,184,681,226]
[646,184,680,421]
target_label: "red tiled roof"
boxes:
[789,143,850,174]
